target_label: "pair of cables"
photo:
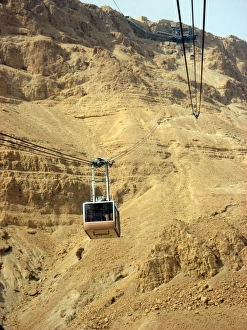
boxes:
[113,0,206,119]
[176,0,206,119]
[0,132,91,167]
[1,111,166,167]
[111,114,168,162]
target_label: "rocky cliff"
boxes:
[0,1,246,329]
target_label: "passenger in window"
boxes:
[104,206,113,220]
[86,210,94,222]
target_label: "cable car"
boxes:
[82,158,121,239]
[83,199,120,238]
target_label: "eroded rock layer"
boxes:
[0,0,246,329]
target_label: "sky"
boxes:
[81,0,247,41]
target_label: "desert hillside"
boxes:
[0,1,247,329]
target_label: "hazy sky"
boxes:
[82,0,247,41]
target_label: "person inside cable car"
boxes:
[104,204,113,221]
[85,206,94,222]
[84,200,115,223]
[92,204,101,221]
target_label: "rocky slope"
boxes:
[0,0,246,329]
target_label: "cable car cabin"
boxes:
[83,201,120,239]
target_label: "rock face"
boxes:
[139,220,246,293]
[0,1,246,329]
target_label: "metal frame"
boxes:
[90,158,112,202]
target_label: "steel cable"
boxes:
[0,132,91,166]
[191,0,199,118]
[198,0,207,117]
[111,115,168,162]
[176,0,195,116]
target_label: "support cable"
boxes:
[0,132,91,166]
[191,0,199,118]
[198,0,206,117]
[0,137,83,166]
[176,0,195,116]
[111,124,158,162]
[112,0,123,15]
[111,115,167,162]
